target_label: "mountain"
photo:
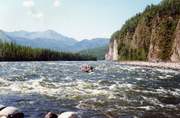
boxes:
[67,38,109,52]
[5,30,77,51]
[79,46,108,60]
[0,30,109,52]
[106,0,180,62]
[6,30,76,43]
[0,30,11,42]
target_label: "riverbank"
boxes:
[119,61,180,70]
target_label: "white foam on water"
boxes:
[118,83,135,89]
[158,76,165,79]
[109,84,117,90]
[155,68,179,74]
[4,76,62,98]
[108,93,117,99]
[165,74,173,78]
[0,77,10,84]
[135,78,143,81]
[133,89,160,94]
[137,106,155,110]
[165,104,177,109]
[6,78,107,100]
[142,96,165,107]
[156,87,180,97]
[0,74,136,103]
[174,88,180,93]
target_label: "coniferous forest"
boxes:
[109,0,180,61]
[0,41,97,61]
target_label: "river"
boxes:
[0,61,180,118]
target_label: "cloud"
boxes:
[22,0,35,8]
[22,0,44,19]
[53,0,60,7]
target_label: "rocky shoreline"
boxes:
[119,61,180,70]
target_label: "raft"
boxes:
[80,64,94,73]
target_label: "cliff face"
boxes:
[105,39,118,61]
[107,0,180,62]
[171,20,180,62]
[148,16,176,61]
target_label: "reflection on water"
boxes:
[0,61,180,118]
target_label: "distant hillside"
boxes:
[0,30,109,52]
[68,38,109,52]
[5,30,77,51]
[107,0,180,62]
[0,30,11,42]
[79,46,108,60]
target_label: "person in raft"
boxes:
[80,64,94,73]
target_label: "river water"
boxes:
[0,61,180,118]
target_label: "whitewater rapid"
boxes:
[0,61,180,118]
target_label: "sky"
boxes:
[0,0,161,40]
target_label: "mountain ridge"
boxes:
[67,38,109,52]
[0,30,109,52]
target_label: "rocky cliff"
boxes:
[105,39,118,60]
[171,20,180,62]
[106,0,180,62]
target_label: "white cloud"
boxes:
[22,0,60,19]
[22,0,35,8]
[53,0,60,7]
[22,0,43,19]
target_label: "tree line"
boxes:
[0,41,97,61]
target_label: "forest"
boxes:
[111,0,180,61]
[0,41,97,61]
[79,46,108,60]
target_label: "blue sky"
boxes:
[0,0,161,40]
